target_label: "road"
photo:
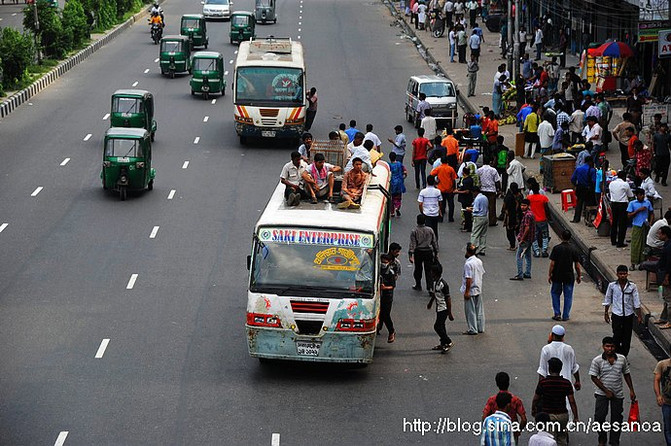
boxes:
[0,0,665,445]
[0,1,25,31]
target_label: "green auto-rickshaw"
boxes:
[101,128,155,201]
[160,35,192,78]
[110,89,157,141]
[190,51,226,99]
[255,0,276,24]
[180,14,208,49]
[229,11,255,44]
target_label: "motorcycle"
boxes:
[151,23,162,44]
[430,10,445,38]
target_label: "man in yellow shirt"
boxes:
[523,105,540,159]
[431,156,458,222]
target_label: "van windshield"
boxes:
[420,82,455,97]
[250,229,376,298]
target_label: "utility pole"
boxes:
[513,0,520,79]
[32,0,42,64]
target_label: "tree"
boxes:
[62,0,90,47]
[23,0,70,58]
[0,27,36,89]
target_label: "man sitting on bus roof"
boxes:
[302,153,341,204]
[338,157,369,210]
[345,132,373,172]
[280,151,308,206]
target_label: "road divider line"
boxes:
[271,433,280,446]
[132,81,138,87]
[203,116,209,122]
[11,12,17,16]
[211,99,217,105]
[95,339,110,358]
[60,158,70,166]
[224,70,229,75]
[103,113,110,120]
[0,223,8,233]
[182,161,190,169]
[194,137,200,144]
[167,189,176,200]
[297,36,301,39]
[83,133,92,141]
[54,431,69,446]
[126,274,138,290]
[144,69,150,73]
[234,50,238,54]
[154,57,159,63]
[299,22,302,25]
[298,28,302,32]
[31,187,43,197]
[149,226,160,238]
[229,59,234,64]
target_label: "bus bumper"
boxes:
[246,326,376,363]
[235,123,304,139]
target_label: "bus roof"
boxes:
[236,37,304,69]
[256,162,391,235]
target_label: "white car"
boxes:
[201,0,232,20]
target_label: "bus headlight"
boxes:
[247,312,282,328]
[335,318,375,332]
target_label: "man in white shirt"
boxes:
[534,25,544,60]
[363,123,382,151]
[639,167,661,202]
[582,116,603,157]
[418,175,443,239]
[280,151,308,206]
[420,108,438,142]
[537,115,555,156]
[609,171,633,247]
[302,153,341,203]
[528,412,558,446]
[646,209,671,252]
[537,324,581,417]
[461,243,485,334]
[443,0,454,24]
[345,132,373,172]
[603,265,643,357]
[465,0,478,27]
[477,160,502,226]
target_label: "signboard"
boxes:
[660,29,671,57]
[643,103,670,126]
[258,228,374,248]
[640,20,669,42]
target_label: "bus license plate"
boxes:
[296,341,320,356]
[261,130,276,138]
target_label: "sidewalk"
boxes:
[386,2,671,356]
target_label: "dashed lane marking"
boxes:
[83,133,92,141]
[103,113,110,120]
[194,137,200,144]
[54,431,69,446]
[211,99,217,105]
[203,116,209,122]
[149,226,160,238]
[95,339,110,358]
[167,189,176,200]
[144,69,150,73]
[132,81,138,87]
[154,57,159,63]
[31,187,43,197]
[126,274,138,290]
[182,161,190,169]
[0,223,8,233]
[60,158,70,166]
[272,433,280,445]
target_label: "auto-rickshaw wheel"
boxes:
[170,71,175,79]
[148,179,154,191]
[273,18,276,23]
[120,187,127,201]
[204,91,209,100]
[151,132,155,142]
[191,89,195,96]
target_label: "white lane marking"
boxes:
[11,12,17,16]
[271,433,280,446]
[83,133,92,141]
[299,15,302,19]
[224,70,229,75]
[95,339,110,358]
[126,274,138,290]
[298,22,302,25]
[0,223,8,233]
[229,59,234,64]
[211,99,217,105]
[149,226,160,238]
[31,187,43,197]
[298,28,301,32]
[297,35,301,39]
[54,431,69,446]
[60,158,70,166]
[167,189,176,200]
[203,116,209,122]
[182,161,190,169]
[193,137,200,144]
[144,68,150,74]
[132,81,139,87]
[154,57,159,63]
[103,113,110,120]
[0,18,3,21]
[234,50,238,55]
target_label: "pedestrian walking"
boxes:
[589,336,637,446]
[389,152,407,217]
[476,160,501,226]
[533,357,579,446]
[377,254,398,343]
[443,0,454,26]
[418,175,443,238]
[528,412,558,446]
[537,325,582,391]
[627,188,654,268]
[305,87,318,131]
[465,0,477,27]
[506,151,525,192]
[519,26,528,55]
[461,243,485,335]
[511,198,535,280]
[468,29,481,61]
[558,29,568,67]
[604,265,643,356]
[469,186,489,255]
[548,231,581,321]
[492,74,509,118]
[345,120,360,142]
[430,157,458,222]
[416,93,432,125]
[654,227,671,330]
[482,372,528,445]
[528,183,550,257]
[448,24,457,63]
[609,171,634,247]
[427,263,454,353]
[409,214,439,291]
[412,127,432,189]
[466,54,479,97]
[534,25,544,60]
[654,355,671,446]
[457,166,475,231]
[570,156,596,223]
[481,393,514,446]
[388,124,407,165]
[523,104,541,158]
[654,123,671,185]
[502,182,522,250]
[420,108,437,142]
[457,25,467,63]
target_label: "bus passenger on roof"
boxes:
[302,153,341,204]
[338,158,369,210]
[280,151,308,207]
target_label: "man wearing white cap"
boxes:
[537,325,581,422]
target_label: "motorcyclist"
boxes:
[149,2,165,26]
[149,11,164,29]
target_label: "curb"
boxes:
[0,5,155,119]
[381,0,478,116]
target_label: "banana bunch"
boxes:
[499,115,517,125]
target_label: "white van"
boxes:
[405,75,458,129]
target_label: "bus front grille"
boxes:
[291,300,329,314]
[260,119,278,126]
[295,320,323,335]
[259,108,279,117]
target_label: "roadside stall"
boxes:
[584,41,634,93]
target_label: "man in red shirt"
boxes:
[412,128,432,189]
[626,127,639,160]
[430,156,458,222]
[528,183,550,257]
[440,129,460,170]
[482,371,528,444]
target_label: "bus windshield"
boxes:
[250,229,375,298]
[235,67,304,106]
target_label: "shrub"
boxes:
[62,0,90,47]
[23,0,70,58]
[0,27,36,89]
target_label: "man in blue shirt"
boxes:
[516,103,533,132]
[570,156,596,223]
[627,188,654,268]
[481,392,514,445]
[469,186,489,255]
[344,119,360,142]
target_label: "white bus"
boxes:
[233,37,306,144]
[246,163,391,364]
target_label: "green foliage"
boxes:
[0,27,36,90]
[96,0,118,30]
[62,0,90,47]
[23,0,70,58]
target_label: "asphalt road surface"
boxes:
[0,0,666,445]
[0,1,26,31]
